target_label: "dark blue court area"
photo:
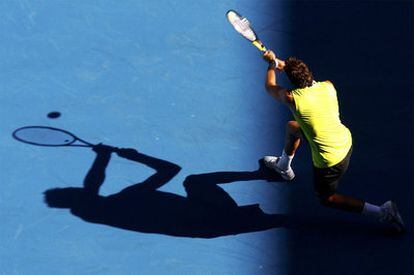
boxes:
[1,1,413,274]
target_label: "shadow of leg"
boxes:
[184,175,239,209]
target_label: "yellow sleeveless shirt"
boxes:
[291,81,352,168]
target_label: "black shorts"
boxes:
[313,146,353,198]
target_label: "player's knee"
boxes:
[286,121,301,135]
[318,197,330,206]
[286,120,299,129]
[316,193,335,206]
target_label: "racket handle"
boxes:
[253,40,266,52]
[92,143,120,154]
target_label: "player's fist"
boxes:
[263,50,276,62]
[275,58,286,71]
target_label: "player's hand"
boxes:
[275,58,286,71]
[263,50,276,62]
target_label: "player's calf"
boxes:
[316,192,406,233]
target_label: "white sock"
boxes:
[362,202,384,218]
[278,150,294,170]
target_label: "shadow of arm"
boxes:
[117,148,181,192]
[83,146,113,195]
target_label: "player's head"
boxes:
[284,57,314,88]
[44,187,95,209]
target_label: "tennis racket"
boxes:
[226,10,267,52]
[13,126,100,148]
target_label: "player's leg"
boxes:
[315,148,370,213]
[284,120,302,156]
[318,192,405,233]
[319,193,364,212]
[263,120,301,180]
[314,148,405,232]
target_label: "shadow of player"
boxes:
[44,144,288,238]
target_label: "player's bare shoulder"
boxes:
[284,89,294,104]
[266,85,293,105]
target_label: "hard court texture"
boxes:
[0,1,413,275]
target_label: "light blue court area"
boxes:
[1,1,413,275]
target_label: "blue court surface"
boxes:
[1,1,413,274]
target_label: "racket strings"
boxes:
[227,10,261,46]
[240,18,250,27]
[13,127,77,146]
[231,16,250,31]
[228,13,256,42]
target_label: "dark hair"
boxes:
[284,57,313,88]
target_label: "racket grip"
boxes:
[92,143,120,154]
[253,40,266,52]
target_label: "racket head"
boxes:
[226,10,258,42]
[12,126,91,147]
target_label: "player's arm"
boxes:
[263,50,294,105]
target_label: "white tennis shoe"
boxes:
[263,156,295,181]
[380,201,405,233]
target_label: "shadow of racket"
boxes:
[12,126,116,150]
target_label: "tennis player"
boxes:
[262,50,405,232]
